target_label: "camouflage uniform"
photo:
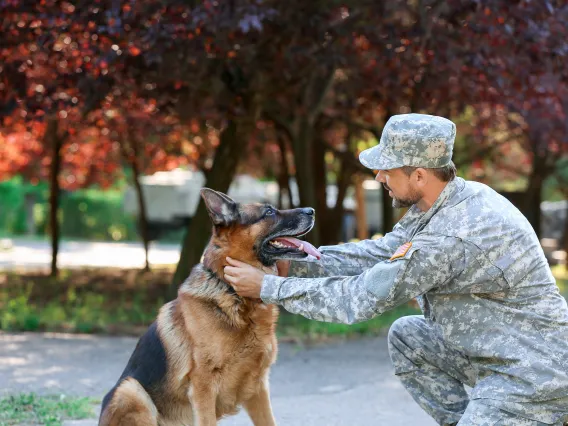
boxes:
[260,114,568,425]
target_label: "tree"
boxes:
[0,0,195,274]
[455,0,568,236]
[0,0,118,276]
[3,0,565,286]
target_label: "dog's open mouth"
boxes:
[266,236,322,259]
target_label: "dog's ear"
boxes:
[200,188,238,226]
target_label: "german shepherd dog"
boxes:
[99,188,320,426]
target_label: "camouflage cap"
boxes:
[359,113,456,170]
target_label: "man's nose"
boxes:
[375,171,385,183]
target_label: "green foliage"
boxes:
[0,393,96,426]
[2,266,565,340]
[0,177,138,241]
[278,304,421,340]
[0,177,48,236]
[543,158,568,201]
[0,285,41,331]
[552,265,567,295]
[0,267,420,339]
[58,189,138,241]
[0,278,163,334]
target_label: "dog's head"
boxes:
[200,188,320,270]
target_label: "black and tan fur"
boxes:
[99,188,315,426]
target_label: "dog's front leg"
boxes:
[244,378,277,426]
[189,381,217,426]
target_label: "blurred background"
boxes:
[0,0,567,423]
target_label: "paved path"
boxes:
[0,239,180,271]
[0,332,436,425]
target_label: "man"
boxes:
[224,113,568,425]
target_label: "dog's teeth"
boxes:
[270,240,290,249]
[299,244,304,251]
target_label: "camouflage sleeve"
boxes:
[288,223,408,278]
[261,234,464,324]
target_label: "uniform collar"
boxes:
[399,177,464,232]
[416,177,464,226]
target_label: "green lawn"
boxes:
[0,393,97,426]
[552,264,567,295]
[1,265,566,340]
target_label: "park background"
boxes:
[0,0,567,424]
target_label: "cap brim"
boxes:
[359,145,403,170]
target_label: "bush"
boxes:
[58,189,138,241]
[0,177,48,236]
[0,280,164,334]
[0,177,139,242]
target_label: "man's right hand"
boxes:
[276,260,290,277]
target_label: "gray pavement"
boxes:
[0,332,436,425]
[0,238,180,271]
[0,239,436,424]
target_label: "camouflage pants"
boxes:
[387,315,566,426]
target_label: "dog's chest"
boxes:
[214,326,276,413]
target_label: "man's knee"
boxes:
[388,315,424,349]
[387,315,427,367]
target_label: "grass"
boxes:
[0,393,97,426]
[1,265,566,340]
[0,267,421,339]
[552,264,567,294]
[278,304,420,341]
[0,268,169,335]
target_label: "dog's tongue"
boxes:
[274,237,322,260]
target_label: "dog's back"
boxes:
[99,319,169,425]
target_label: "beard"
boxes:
[384,184,423,208]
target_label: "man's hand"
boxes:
[276,260,290,277]
[224,257,267,299]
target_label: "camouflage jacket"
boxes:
[261,177,568,423]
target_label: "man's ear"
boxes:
[200,188,238,226]
[414,168,429,188]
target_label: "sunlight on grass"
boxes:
[552,264,567,296]
[0,269,166,334]
[277,304,420,341]
[1,265,566,339]
[0,393,97,426]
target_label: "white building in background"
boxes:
[123,169,384,241]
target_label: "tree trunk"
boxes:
[562,204,568,256]
[524,156,547,239]
[354,174,368,240]
[276,134,293,209]
[312,133,327,243]
[170,119,244,298]
[46,117,63,278]
[290,119,321,246]
[131,146,151,272]
[119,126,151,271]
[118,116,152,271]
[327,159,350,245]
[379,111,394,234]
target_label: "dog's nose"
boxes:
[303,208,315,216]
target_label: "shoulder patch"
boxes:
[389,242,412,261]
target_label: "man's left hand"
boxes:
[224,257,266,299]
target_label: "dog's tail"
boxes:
[99,377,158,426]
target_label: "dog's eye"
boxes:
[265,208,275,216]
